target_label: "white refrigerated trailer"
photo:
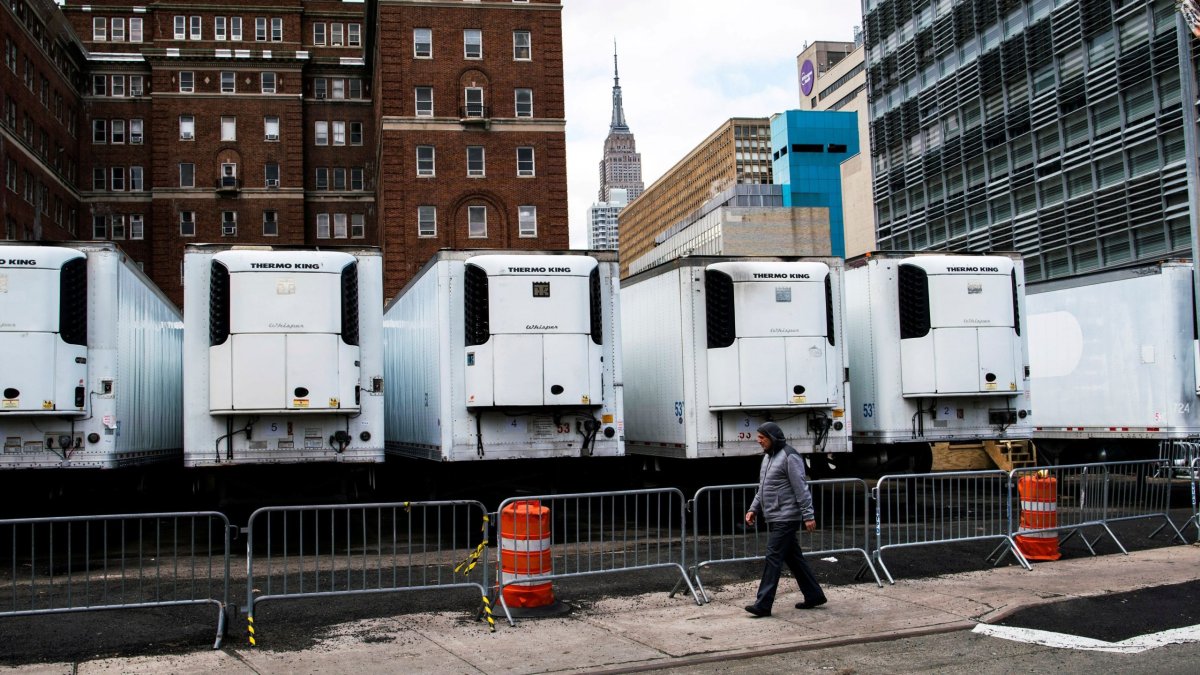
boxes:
[0,242,182,469]
[845,252,1032,470]
[1028,260,1200,463]
[620,257,849,459]
[182,245,384,467]
[383,250,623,461]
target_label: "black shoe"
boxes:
[795,597,827,610]
[744,604,771,618]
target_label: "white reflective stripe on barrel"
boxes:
[499,535,551,552]
[1016,530,1058,538]
[1020,500,1057,512]
[501,570,553,585]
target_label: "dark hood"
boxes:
[757,421,787,452]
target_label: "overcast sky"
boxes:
[562,0,866,247]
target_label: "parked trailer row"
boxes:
[0,242,1038,475]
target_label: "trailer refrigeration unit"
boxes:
[0,242,183,469]
[383,251,623,461]
[1028,261,1200,464]
[182,245,385,467]
[620,257,849,460]
[844,252,1032,471]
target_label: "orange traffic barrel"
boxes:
[499,500,555,608]
[1014,473,1061,561]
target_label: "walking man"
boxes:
[743,421,827,617]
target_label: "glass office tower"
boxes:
[863,0,1198,281]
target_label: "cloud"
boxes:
[563,0,864,247]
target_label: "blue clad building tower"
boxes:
[770,110,860,258]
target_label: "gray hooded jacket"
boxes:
[749,422,815,523]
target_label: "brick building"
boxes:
[1,0,566,304]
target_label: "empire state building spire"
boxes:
[598,41,643,204]
[610,43,629,132]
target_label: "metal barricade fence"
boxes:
[873,470,1030,584]
[494,489,700,626]
[1160,440,1200,541]
[1005,461,1187,558]
[245,500,491,643]
[0,512,231,648]
[682,479,880,602]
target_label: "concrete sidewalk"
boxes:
[9,545,1200,674]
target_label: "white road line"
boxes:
[972,623,1200,653]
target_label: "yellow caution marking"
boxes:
[248,615,256,647]
[480,594,496,633]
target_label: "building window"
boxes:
[111,167,124,191]
[231,17,243,41]
[93,17,106,41]
[351,167,364,190]
[416,87,433,116]
[221,71,235,94]
[130,166,144,191]
[111,76,125,97]
[418,205,436,237]
[92,119,106,144]
[92,167,105,190]
[350,122,363,145]
[349,78,362,99]
[332,121,346,146]
[262,72,276,93]
[264,116,279,140]
[513,31,531,60]
[190,16,202,40]
[331,23,344,46]
[464,87,484,117]
[315,121,328,145]
[215,17,227,41]
[332,79,345,99]
[314,23,326,46]
[221,163,238,187]
[221,116,236,141]
[334,213,347,238]
[93,215,106,239]
[417,145,435,176]
[265,163,279,187]
[221,211,237,236]
[314,78,327,99]
[255,17,267,42]
[351,213,364,238]
[179,162,195,188]
[518,205,537,237]
[180,211,195,236]
[315,167,328,190]
[271,18,283,42]
[130,18,143,42]
[464,29,482,58]
[263,210,278,236]
[130,75,143,96]
[348,24,361,47]
[467,146,485,177]
[414,28,432,58]
[111,214,125,239]
[517,147,535,176]
[174,16,186,40]
[316,213,330,238]
[93,75,106,96]
[515,88,533,117]
[130,214,144,240]
[333,168,347,190]
[180,115,194,140]
[468,205,487,238]
[111,18,125,42]
[110,119,125,144]
[179,71,194,93]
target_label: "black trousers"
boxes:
[752,520,825,611]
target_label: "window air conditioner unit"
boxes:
[266,178,279,187]
[265,133,278,141]
[181,132,193,140]
[221,223,236,236]
[130,134,142,143]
